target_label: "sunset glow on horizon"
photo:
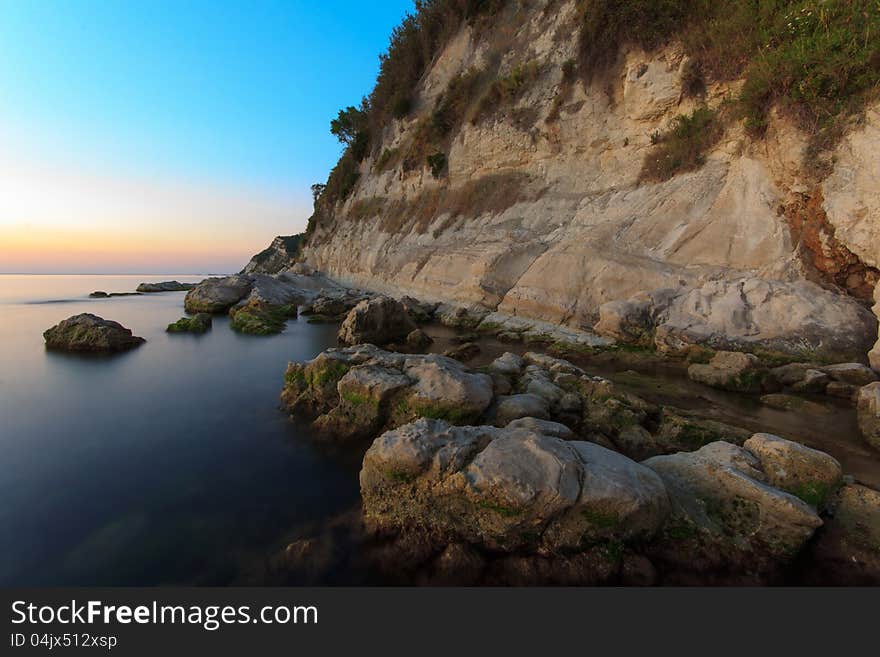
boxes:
[0,0,414,274]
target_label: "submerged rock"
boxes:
[43,314,145,352]
[443,342,480,362]
[166,313,213,334]
[857,382,880,450]
[687,351,765,393]
[761,393,832,415]
[405,329,433,350]
[89,291,141,298]
[136,281,196,293]
[338,296,417,346]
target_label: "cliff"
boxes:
[252,0,880,363]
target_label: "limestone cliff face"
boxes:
[291,0,878,361]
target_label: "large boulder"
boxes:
[338,296,417,346]
[820,363,878,387]
[44,314,145,352]
[240,274,308,308]
[688,351,765,393]
[857,382,880,450]
[282,347,493,439]
[360,419,670,552]
[644,442,823,572]
[805,483,880,585]
[399,356,494,424]
[743,433,842,507]
[184,275,253,313]
[314,365,413,440]
[612,277,877,362]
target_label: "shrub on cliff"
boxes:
[578,0,880,171]
[316,0,509,208]
[639,106,723,183]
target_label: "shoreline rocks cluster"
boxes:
[281,345,751,459]
[687,351,878,400]
[360,420,843,582]
[281,344,880,584]
[183,272,346,335]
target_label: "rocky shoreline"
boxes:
[278,342,880,585]
[269,273,880,584]
[38,270,880,584]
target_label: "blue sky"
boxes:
[0,0,414,273]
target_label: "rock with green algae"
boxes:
[166,313,213,334]
[643,441,823,573]
[687,351,767,393]
[229,302,297,335]
[743,433,842,508]
[760,393,832,415]
[43,314,145,353]
[359,418,670,553]
[280,345,493,440]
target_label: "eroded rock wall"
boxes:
[298,0,878,362]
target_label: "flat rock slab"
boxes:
[136,281,196,293]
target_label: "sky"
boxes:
[0,0,414,274]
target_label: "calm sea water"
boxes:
[0,275,360,585]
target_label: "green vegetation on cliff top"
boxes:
[310,0,879,227]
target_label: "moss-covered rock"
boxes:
[688,351,767,393]
[166,313,213,334]
[43,314,145,353]
[229,302,298,335]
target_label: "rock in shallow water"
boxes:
[338,296,417,346]
[687,351,765,393]
[743,433,842,507]
[136,280,196,293]
[166,313,213,334]
[359,418,834,578]
[184,275,254,313]
[360,418,670,552]
[643,442,823,571]
[43,314,145,352]
[857,382,880,450]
